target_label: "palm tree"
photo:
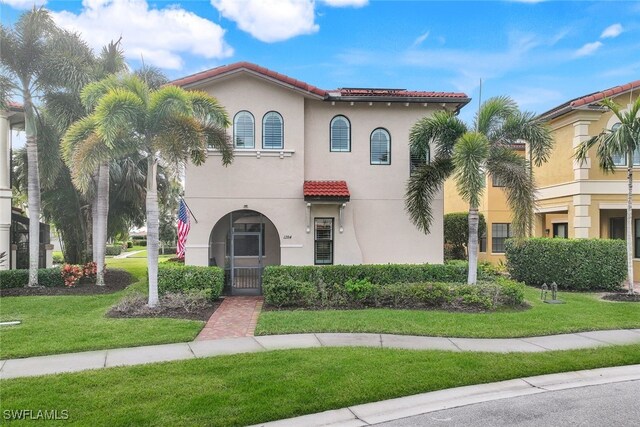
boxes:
[576,97,640,295]
[1,8,93,286]
[406,97,553,284]
[64,74,233,306]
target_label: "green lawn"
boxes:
[0,255,201,359]
[256,286,640,338]
[2,345,640,426]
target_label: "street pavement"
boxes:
[377,380,640,427]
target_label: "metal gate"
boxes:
[230,230,263,295]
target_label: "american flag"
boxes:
[176,199,191,259]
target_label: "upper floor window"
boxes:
[234,111,254,149]
[263,111,284,149]
[330,115,350,152]
[611,123,640,166]
[409,146,430,173]
[492,174,506,187]
[370,128,391,165]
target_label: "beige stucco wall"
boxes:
[183,72,447,267]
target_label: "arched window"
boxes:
[370,128,391,165]
[330,115,350,152]
[262,111,284,149]
[233,111,254,148]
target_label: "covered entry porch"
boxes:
[209,210,280,295]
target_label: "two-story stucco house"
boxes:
[173,62,470,294]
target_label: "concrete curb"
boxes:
[1,330,639,380]
[252,364,640,426]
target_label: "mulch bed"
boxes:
[107,300,220,321]
[602,292,640,302]
[0,270,133,297]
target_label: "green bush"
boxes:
[157,264,224,300]
[137,240,147,247]
[263,264,523,310]
[263,263,493,290]
[444,212,486,260]
[0,267,64,289]
[126,241,133,249]
[505,238,626,291]
[105,245,122,256]
[52,253,64,264]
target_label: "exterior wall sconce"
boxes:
[545,229,550,236]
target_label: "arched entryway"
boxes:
[209,210,280,295]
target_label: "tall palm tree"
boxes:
[406,97,553,284]
[576,96,640,295]
[64,75,233,306]
[1,8,93,285]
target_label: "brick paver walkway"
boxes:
[196,296,263,340]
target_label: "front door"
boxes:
[230,231,263,295]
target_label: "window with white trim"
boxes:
[314,218,334,265]
[409,146,430,173]
[263,111,283,149]
[370,128,391,165]
[611,123,640,166]
[233,111,254,148]
[330,115,350,152]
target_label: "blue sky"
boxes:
[2,0,639,123]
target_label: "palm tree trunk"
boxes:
[626,158,635,294]
[467,206,479,284]
[94,162,109,286]
[91,194,98,264]
[146,156,160,307]
[24,88,41,287]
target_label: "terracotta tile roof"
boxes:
[540,80,640,121]
[170,62,327,97]
[170,62,470,104]
[304,180,350,199]
[333,88,468,100]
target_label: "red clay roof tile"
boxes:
[170,62,469,103]
[303,180,350,198]
[571,80,640,107]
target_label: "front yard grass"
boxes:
[2,344,640,426]
[0,255,201,359]
[256,286,640,338]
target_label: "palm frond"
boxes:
[453,132,489,209]
[40,29,94,93]
[148,85,193,133]
[61,115,98,163]
[486,146,535,237]
[498,110,554,166]
[474,96,517,139]
[135,64,168,90]
[80,75,119,112]
[153,115,202,166]
[188,90,230,128]
[410,110,467,161]
[96,38,127,78]
[94,88,145,147]
[43,91,85,133]
[405,157,455,234]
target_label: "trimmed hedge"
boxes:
[263,263,493,289]
[0,267,64,289]
[505,238,626,291]
[263,275,524,310]
[262,264,521,310]
[105,245,122,256]
[157,264,224,301]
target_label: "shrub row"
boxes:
[263,263,494,290]
[105,245,122,256]
[0,267,64,289]
[263,276,524,310]
[157,263,224,301]
[505,238,626,291]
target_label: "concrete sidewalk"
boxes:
[1,329,639,380]
[253,364,640,426]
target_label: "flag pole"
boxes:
[179,196,198,224]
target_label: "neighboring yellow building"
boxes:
[444,144,526,264]
[445,80,640,277]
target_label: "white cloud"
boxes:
[1,0,47,9]
[574,41,603,57]
[412,31,430,47]
[212,0,318,43]
[600,23,623,39]
[320,0,368,7]
[52,0,233,70]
